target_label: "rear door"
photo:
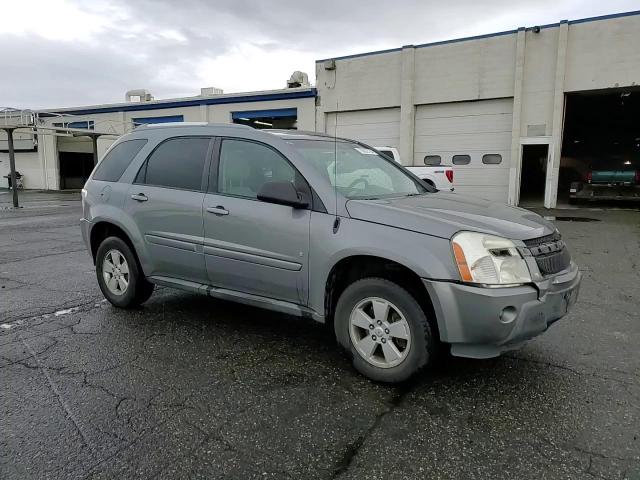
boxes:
[202,138,311,304]
[125,136,212,284]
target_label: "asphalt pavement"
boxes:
[1,190,639,479]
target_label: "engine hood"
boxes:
[345,192,555,241]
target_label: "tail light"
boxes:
[635,170,640,184]
[445,169,454,183]
[587,171,592,184]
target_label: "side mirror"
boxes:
[257,181,309,209]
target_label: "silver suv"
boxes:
[81,123,581,383]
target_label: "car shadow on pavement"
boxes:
[129,289,545,393]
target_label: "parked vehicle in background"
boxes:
[81,124,580,383]
[375,146,454,191]
[570,158,640,202]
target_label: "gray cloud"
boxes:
[2,0,639,108]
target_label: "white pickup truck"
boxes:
[375,146,454,192]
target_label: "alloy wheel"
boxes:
[349,297,411,368]
[102,249,130,296]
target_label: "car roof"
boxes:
[134,122,252,132]
[123,123,359,144]
[263,129,356,143]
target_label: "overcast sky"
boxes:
[1,0,638,109]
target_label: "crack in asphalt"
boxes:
[0,247,88,266]
[0,299,106,344]
[0,272,98,296]
[79,406,193,480]
[20,335,97,454]
[330,386,410,479]
[503,354,640,385]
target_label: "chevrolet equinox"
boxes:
[81,123,581,383]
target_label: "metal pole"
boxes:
[6,128,19,208]
[91,135,98,166]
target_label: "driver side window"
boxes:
[217,139,296,199]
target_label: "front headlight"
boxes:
[451,231,531,286]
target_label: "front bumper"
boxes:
[423,263,581,359]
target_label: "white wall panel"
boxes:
[325,108,400,148]
[414,99,513,202]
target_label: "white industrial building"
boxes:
[315,10,640,207]
[2,10,640,208]
[1,85,316,191]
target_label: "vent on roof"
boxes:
[125,89,154,102]
[201,87,224,96]
[286,71,310,88]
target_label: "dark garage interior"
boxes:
[560,88,640,204]
[519,144,549,206]
[59,151,94,189]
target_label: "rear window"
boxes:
[92,139,147,182]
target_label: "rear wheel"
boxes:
[334,277,435,383]
[96,236,154,308]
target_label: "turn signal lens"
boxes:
[452,242,473,282]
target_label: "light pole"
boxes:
[3,127,19,208]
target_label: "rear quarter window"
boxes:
[92,139,147,182]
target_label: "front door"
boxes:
[125,136,212,283]
[203,138,310,304]
[519,144,549,207]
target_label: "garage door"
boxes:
[325,108,400,149]
[414,99,513,202]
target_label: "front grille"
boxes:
[523,231,561,247]
[533,248,571,275]
[524,232,571,275]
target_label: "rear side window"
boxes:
[424,155,441,166]
[137,137,211,191]
[92,139,147,182]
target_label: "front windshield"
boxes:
[287,139,427,199]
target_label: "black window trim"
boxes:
[133,135,215,193]
[210,136,324,212]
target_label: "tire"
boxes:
[95,236,154,308]
[334,277,435,383]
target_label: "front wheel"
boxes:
[96,236,154,308]
[334,278,435,383]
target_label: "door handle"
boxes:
[206,205,229,216]
[131,193,148,202]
